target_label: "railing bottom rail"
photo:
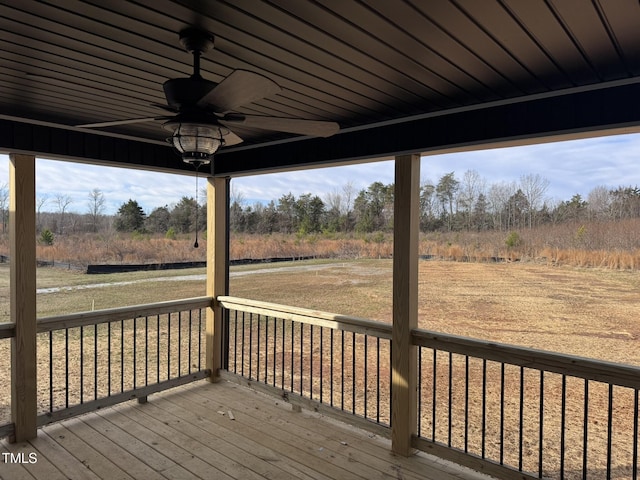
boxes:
[37,370,210,427]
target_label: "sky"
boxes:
[1,132,640,215]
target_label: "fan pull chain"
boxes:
[193,165,200,248]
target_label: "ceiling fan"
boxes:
[77,27,340,166]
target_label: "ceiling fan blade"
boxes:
[197,69,281,112]
[222,130,243,147]
[76,117,165,128]
[222,115,339,138]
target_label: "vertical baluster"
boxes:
[94,323,98,399]
[633,388,638,480]
[272,317,277,388]
[320,327,324,403]
[376,337,380,423]
[432,349,437,441]
[560,375,566,478]
[121,319,124,391]
[519,366,524,472]
[156,315,160,383]
[188,312,192,375]
[80,326,84,404]
[167,314,171,380]
[256,313,260,382]
[310,324,314,400]
[290,319,294,392]
[265,316,269,384]
[364,334,368,421]
[500,363,505,464]
[482,358,486,459]
[241,312,245,377]
[232,310,238,374]
[49,331,53,412]
[178,312,182,377]
[133,317,137,389]
[465,356,469,453]
[341,330,345,411]
[330,329,334,407]
[198,309,203,371]
[607,384,613,480]
[418,347,422,436]
[108,322,112,396]
[145,316,149,385]
[281,318,285,388]
[352,332,356,414]
[65,328,69,408]
[300,323,304,395]
[539,371,544,479]
[249,313,254,380]
[448,352,453,447]
[583,380,589,480]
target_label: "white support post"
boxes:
[206,176,228,382]
[9,154,37,442]
[391,153,420,456]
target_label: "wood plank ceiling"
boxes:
[1,0,640,175]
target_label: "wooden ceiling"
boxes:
[1,0,640,176]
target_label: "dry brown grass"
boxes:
[2,259,639,478]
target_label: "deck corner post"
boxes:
[206,176,229,383]
[391,153,420,456]
[9,153,37,442]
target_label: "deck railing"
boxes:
[0,296,212,439]
[218,296,392,434]
[220,296,640,480]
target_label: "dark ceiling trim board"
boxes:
[213,82,640,176]
[1,83,639,177]
[0,118,194,174]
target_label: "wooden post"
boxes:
[206,176,229,382]
[391,153,420,456]
[9,154,37,442]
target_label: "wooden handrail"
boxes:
[412,328,640,390]
[37,296,213,333]
[217,295,393,339]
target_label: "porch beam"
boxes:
[9,153,37,442]
[391,153,420,455]
[206,176,229,382]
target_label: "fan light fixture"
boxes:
[164,121,228,165]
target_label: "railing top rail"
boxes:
[217,295,393,339]
[0,322,15,339]
[413,328,640,390]
[37,296,213,333]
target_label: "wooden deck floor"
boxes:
[1,380,493,480]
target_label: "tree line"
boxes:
[1,171,639,239]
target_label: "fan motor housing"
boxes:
[163,77,217,110]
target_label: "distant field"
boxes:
[0,259,638,365]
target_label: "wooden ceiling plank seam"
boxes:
[170,0,428,116]
[549,0,626,81]
[495,0,577,89]
[262,0,477,106]
[455,1,551,93]
[596,0,640,76]
[402,0,528,99]
[591,0,630,76]
[1,66,164,115]
[364,0,501,102]
[407,0,525,95]
[0,85,159,124]
[0,38,170,99]
[0,4,197,82]
[502,0,600,84]
[304,0,469,105]
[540,0,602,82]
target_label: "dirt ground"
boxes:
[2,259,639,479]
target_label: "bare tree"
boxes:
[459,170,486,230]
[87,188,106,232]
[0,183,8,232]
[54,194,73,234]
[587,185,611,220]
[36,195,49,232]
[520,173,549,228]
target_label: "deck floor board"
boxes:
[1,380,495,480]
